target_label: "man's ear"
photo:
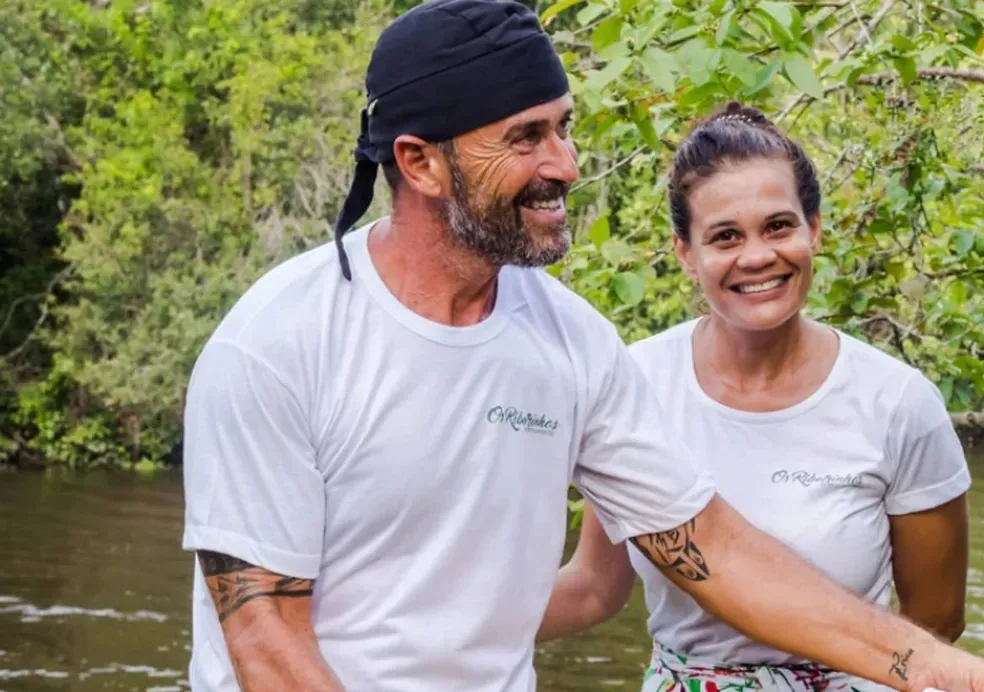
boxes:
[392,135,449,199]
[673,234,699,281]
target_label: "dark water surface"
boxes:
[2,444,983,691]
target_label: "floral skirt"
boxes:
[641,641,892,692]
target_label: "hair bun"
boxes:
[707,101,772,128]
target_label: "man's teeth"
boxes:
[736,277,786,294]
[527,199,562,211]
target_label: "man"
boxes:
[180,1,983,690]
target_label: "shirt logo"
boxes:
[486,406,559,436]
[771,470,864,487]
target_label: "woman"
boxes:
[537,102,971,691]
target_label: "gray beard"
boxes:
[439,158,571,269]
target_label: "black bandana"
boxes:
[333,0,570,279]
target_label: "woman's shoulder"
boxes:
[627,319,698,359]
[828,326,949,428]
[626,319,699,385]
[833,327,925,392]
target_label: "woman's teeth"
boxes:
[735,276,788,294]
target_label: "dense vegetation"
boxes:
[1,0,982,469]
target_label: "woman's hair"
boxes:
[667,101,821,243]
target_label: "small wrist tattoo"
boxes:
[890,648,914,682]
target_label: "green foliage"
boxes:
[546,0,984,406]
[2,0,394,467]
[1,0,983,468]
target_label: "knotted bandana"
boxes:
[333,0,570,279]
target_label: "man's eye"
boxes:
[713,230,737,243]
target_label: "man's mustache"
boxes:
[515,179,569,207]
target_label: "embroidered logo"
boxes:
[486,406,559,436]
[771,470,865,487]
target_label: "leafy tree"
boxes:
[543,0,984,409]
[1,0,981,468]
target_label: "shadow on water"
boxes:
[1,443,983,691]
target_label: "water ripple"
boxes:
[0,600,168,623]
[0,668,70,680]
[78,663,184,680]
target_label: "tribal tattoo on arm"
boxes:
[630,519,710,582]
[197,550,314,623]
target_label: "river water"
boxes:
[1,443,983,691]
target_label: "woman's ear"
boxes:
[673,234,699,281]
[808,212,823,253]
[392,135,448,199]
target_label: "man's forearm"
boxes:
[226,608,345,692]
[631,495,943,691]
[198,550,344,692]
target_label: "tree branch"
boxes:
[782,67,984,123]
[952,412,984,429]
[925,267,984,280]
[0,293,44,341]
[571,147,645,193]
[822,145,864,195]
[0,266,72,363]
[777,0,897,122]
[852,67,984,87]
[861,313,917,366]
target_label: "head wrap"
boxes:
[333,0,570,279]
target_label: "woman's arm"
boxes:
[630,493,984,692]
[536,503,637,642]
[889,494,969,642]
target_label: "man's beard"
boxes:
[438,156,572,268]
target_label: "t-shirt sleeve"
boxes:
[884,371,971,516]
[572,331,716,545]
[181,339,325,579]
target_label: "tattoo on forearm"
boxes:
[889,648,913,682]
[197,550,313,622]
[631,519,710,582]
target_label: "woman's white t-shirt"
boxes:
[627,318,971,666]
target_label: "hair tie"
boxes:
[717,113,755,124]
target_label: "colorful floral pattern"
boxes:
[641,641,889,692]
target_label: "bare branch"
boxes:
[571,147,645,193]
[826,12,865,42]
[0,266,72,363]
[835,0,896,60]
[0,293,44,341]
[821,144,862,193]
[782,66,984,124]
[848,0,875,48]
[852,67,984,87]
[777,0,897,122]
[861,313,917,365]
[952,412,984,429]
[753,4,848,60]
[925,267,984,280]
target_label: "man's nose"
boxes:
[538,132,579,185]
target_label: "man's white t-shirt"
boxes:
[181,222,716,691]
[627,318,970,670]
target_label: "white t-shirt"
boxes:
[180,221,716,692]
[627,318,970,669]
